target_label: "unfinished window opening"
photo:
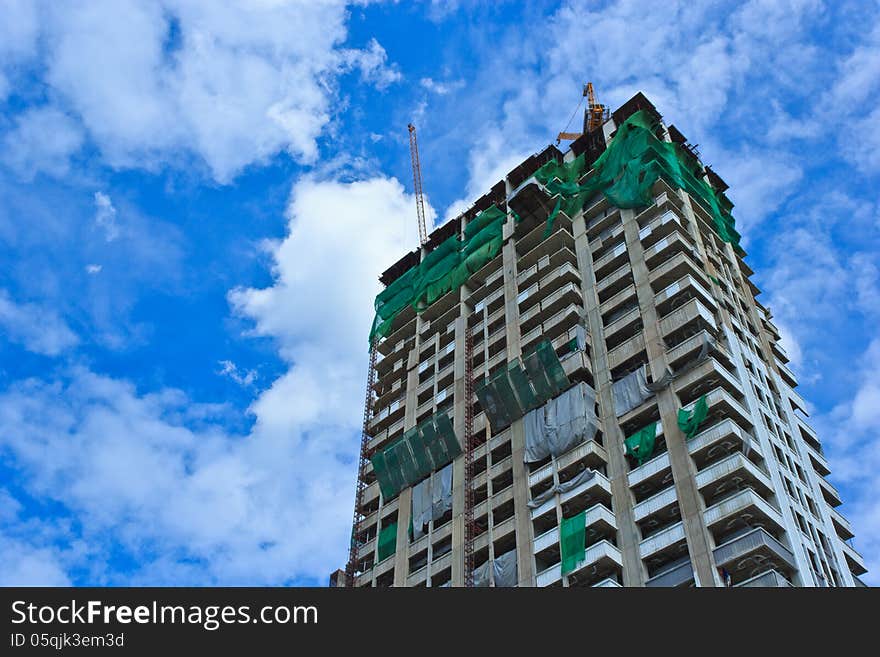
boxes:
[492,499,515,526]
[492,469,514,495]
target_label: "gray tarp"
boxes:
[432,464,453,520]
[612,365,653,416]
[524,383,598,463]
[411,477,431,541]
[493,549,518,587]
[646,333,716,392]
[527,468,596,508]
[411,463,453,540]
[574,323,588,351]
[473,549,518,587]
[524,406,550,463]
[473,560,490,587]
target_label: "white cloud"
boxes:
[85,264,103,275]
[0,1,399,182]
[93,192,119,242]
[420,77,464,95]
[0,107,85,181]
[0,289,79,356]
[218,360,257,387]
[812,337,880,583]
[0,174,424,585]
[0,538,72,587]
[341,38,402,90]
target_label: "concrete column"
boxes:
[450,299,469,586]
[619,207,720,587]
[500,228,536,587]
[571,210,645,586]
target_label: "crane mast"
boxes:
[408,124,428,246]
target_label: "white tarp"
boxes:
[612,365,653,416]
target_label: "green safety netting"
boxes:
[477,340,571,432]
[377,522,397,562]
[370,410,462,500]
[625,421,659,466]
[369,204,510,343]
[507,360,540,412]
[677,394,709,439]
[531,110,740,247]
[560,511,586,575]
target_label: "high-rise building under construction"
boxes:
[340,92,867,588]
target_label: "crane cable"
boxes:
[557,92,586,144]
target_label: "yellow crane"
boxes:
[557,82,609,144]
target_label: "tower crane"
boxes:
[556,82,609,144]
[408,123,428,246]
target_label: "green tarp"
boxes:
[377,522,397,562]
[370,110,741,346]
[369,204,509,343]
[531,110,741,246]
[371,411,462,500]
[625,421,659,466]
[477,340,571,432]
[677,394,709,439]
[560,511,586,575]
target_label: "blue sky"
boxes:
[0,0,878,586]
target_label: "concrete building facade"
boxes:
[344,93,867,588]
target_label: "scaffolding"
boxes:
[463,330,476,587]
[345,340,378,587]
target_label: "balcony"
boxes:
[645,560,695,588]
[654,274,716,317]
[604,305,642,349]
[818,476,843,508]
[776,357,798,388]
[591,221,625,259]
[607,331,646,371]
[648,250,706,293]
[535,540,623,587]
[532,503,617,553]
[516,215,575,268]
[596,263,633,302]
[592,240,629,279]
[600,282,637,321]
[516,247,577,290]
[804,442,831,477]
[688,418,761,467]
[674,358,744,409]
[528,440,608,488]
[829,506,855,541]
[658,297,716,339]
[639,208,690,250]
[529,471,613,518]
[642,231,693,271]
[592,577,622,587]
[735,569,793,587]
[696,452,774,506]
[841,540,868,576]
[627,431,672,493]
[703,489,784,535]
[633,485,680,538]
[713,527,796,585]
[639,520,686,559]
